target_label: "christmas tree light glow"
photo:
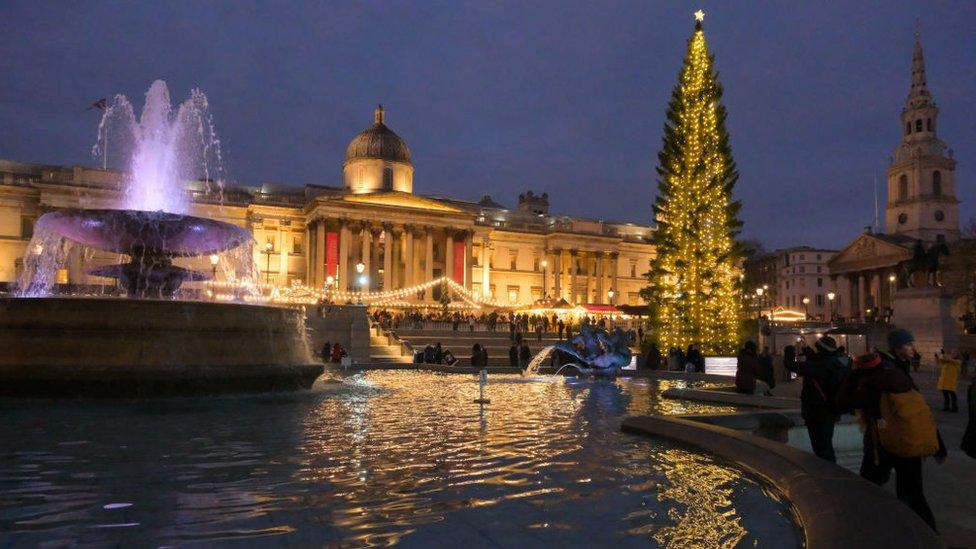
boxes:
[645,13,743,355]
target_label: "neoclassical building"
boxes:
[0,105,655,307]
[828,30,973,321]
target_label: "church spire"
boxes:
[906,19,933,110]
[374,104,385,125]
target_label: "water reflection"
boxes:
[0,372,798,547]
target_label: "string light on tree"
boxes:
[644,10,744,355]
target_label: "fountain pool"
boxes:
[0,371,801,547]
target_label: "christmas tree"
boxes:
[646,11,743,355]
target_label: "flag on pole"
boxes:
[87,98,107,111]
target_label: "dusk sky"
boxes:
[2,1,974,250]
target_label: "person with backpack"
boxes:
[936,352,960,412]
[836,329,946,531]
[785,335,849,462]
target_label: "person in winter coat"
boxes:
[471,343,483,368]
[836,329,947,531]
[509,343,519,369]
[785,335,849,463]
[937,353,960,412]
[519,341,532,369]
[735,341,767,395]
[758,346,776,389]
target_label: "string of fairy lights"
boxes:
[209,275,506,308]
[650,11,743,355]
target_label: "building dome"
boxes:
[344,105,411,165]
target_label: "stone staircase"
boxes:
[368,326,413,364]
[390,327,565,367]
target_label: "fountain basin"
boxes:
[0,297,322,397]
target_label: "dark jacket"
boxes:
[758,352,775,388]
[837,351,947,458]
[786,348,845,421]
[509,345,519,368]
[519,344,532,364]
[735,348,760,394]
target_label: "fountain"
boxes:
[0,80,322,397]
[523,324,632,377]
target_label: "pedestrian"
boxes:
[784,335,850,462]
[535,322,543,342]
[471,343,483,368]
[434,342,444,364]
[509,342,519,369]
[479,344,489,368]
[423,344,435,364]
[638,326,644,344]
[962,350,970,378]
[519,340,532,369]
[648,342,662,371]
[469,315,475,332]
[735,341,769,395]
[321,340,331,362]
[836,329,947,531]
[331,342,347,364]
[758,345,775,389]
[937,352,960,412]
[962,377,976,459]
[686,343,705,373]
[558,319,565,340]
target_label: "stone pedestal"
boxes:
[891,287,959,357]
[0,297,321,397]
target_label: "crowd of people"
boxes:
[733,329,976,533]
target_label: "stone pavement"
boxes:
[772,367,976,548]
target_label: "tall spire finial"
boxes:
[914,17,921,41]
[374,104,385,124]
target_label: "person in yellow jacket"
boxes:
[937,353,960,412]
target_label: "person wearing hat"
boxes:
[784,335,850,462]
[836,328,946,531]
[735,340,768,395]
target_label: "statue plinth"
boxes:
[891,286,959,358]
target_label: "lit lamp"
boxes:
[355,262,367,304]
[802,296,810,319]
[755,287,764,321]
[326,275,334,295]
[209,254,219,301]
[607,288,615,304]
[827,291,836,321]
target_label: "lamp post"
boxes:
[325,275,334,301]
[802,296,810,320]
[607,288,615,305]
[888,274,897,318]
[755,287,765,321]
[262,241,274,285]
[540,258,548,299]
[209,254,219,301]
[827,291,836,321]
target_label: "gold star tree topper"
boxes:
[694,9,705,22]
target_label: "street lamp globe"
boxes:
[355,262,365,274]
[326,275,334,286]
[209,254,219,267]
[755,287,764,296]
[540,259,548,269]
[264,241,273,252]
[607,289,615,300]
[889,274,897,283]
[827,292,835,301]
[802,297,810,305]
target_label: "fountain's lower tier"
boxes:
[0,298,322,397]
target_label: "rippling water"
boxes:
[0,371,800,547]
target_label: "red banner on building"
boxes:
[325,232,339,278]
[453,241,466,283]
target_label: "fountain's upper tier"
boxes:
[37,209,252,257]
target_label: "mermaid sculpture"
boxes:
[550,324,633,375]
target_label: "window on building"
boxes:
[507,285,520,304]
[816,294,824,307]
[509,250,518,271]
[530,286,543,300]
[906,122,911,135]
[628,292,639,306]
[533,257,540,272]
[292,235,303,254]
[800,254,805,261]
[382,167,393,188]
[817,277,823,287]
[816,266,822,273]
[785,280,790,290]
[630,261,637,278]
[433,243,440,258]
[937,234,946,243]
[800,266,805,273]
[915,119,923,132]
[899,174,908,200]
[488,284,496,298]
[933,171,942,196]
[20,217,35,239]
[816,254,821,261]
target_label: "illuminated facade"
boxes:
[0,106,654,307]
